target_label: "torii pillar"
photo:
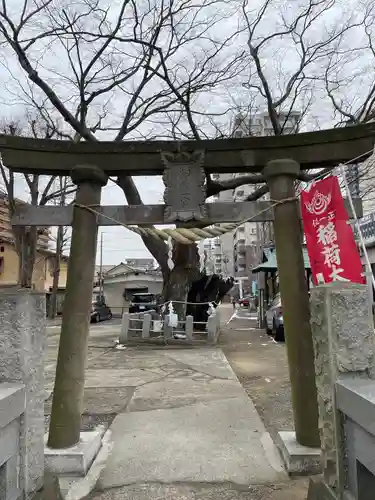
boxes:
[48,165,108,449]
[264,159,320,448]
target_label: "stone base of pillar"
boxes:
[307,476,338,500]
[44,430,103,476]
[57,428,113,500]
[274,431,321,475]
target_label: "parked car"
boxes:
[265,293,284,342]
[129,293,159,314]
[90,302,112,323]
[238,296,250,307]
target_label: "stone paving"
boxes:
[96,348,285,491]
[43,308,310,500]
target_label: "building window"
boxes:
[0,246,4,252]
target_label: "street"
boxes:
[46,317,122,335]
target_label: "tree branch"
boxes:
[207,174,266,196]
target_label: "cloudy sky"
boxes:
[97,177,164,265]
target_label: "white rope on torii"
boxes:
[72,146,375,248]
[74,197,296,244]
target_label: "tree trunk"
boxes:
[48,225,63,319]
[163,242,201,321]
[16,227,37,288]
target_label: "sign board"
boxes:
[359,212,375,246]
[301,176,364,285]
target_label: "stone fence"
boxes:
[0,290,45,499]
[308,283,375,500]
[118,310,221,345]
[0,384,25,500]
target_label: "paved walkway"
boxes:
[45,306,306,499]
[96,348,285,491]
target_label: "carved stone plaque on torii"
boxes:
[161,150,207,223]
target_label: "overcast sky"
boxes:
[97,177,164,265]
[6,172,165,265]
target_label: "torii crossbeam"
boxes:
[0,121,374,175]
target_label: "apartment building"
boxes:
[210,110,301,286]
[232,184,259,280]
[209,173,236,277]
[248,111,301,137]
[198,237,232,276]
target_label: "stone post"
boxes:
[185,315,194,342]
[48,165,107,449]
[142,314,151,339]
[264,159,319,447]
[164,320,173,340]
[207,314,217,343]
[310,283,375,491]
[0,290,46,496]
[119,312,130,344]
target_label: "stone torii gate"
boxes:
[1,122,374,453]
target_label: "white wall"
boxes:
[102,275,163,314]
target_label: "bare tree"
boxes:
[321,2,375,212]
[221,0,374,221]
[324,0,375,126]
[47,177,72,318]
[0,0,369,301]
[0,0,260,298]
[0,116,75,287]
[241,0,367,136]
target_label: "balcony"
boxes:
[234,235,245,246]
[234,259,246,270]
[234,266,247,277]
[235,244,246,254]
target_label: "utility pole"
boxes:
[48,176,67,319]
[99,231,104,303]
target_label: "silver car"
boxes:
[265,293,284,341]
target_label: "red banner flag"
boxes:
[300,176,364,286]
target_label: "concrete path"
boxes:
[45,306,292,499]
[96,346,285,492]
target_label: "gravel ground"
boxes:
[217,309,309,500]
[218,312,294,440]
